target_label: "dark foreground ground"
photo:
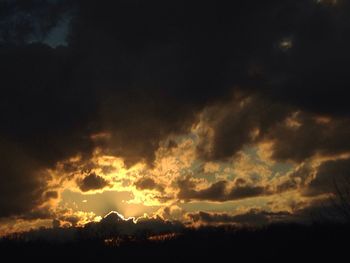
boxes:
[1,223,349,262]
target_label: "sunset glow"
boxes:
[1,1,350,261]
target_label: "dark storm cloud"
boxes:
[267,113,350,162]
[228,185,268,200]
[188,200,350,225]
[178,180,227,202]
[0,44,97,166]
[135,177,164,192]
[304,158,350,197]
[264,0,350,117]
[177,177,270,202]
[21,206,54,221]
[188,210,290,226]
[77,172,110,192]
[0,43,97,217]
[71,0,350,165]
[194,0,350,161]
[1,0,350,220]
[198,99,350,163]
[44,191,58,199]
[197,94,290,161]
[0,139,50,218]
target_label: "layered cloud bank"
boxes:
[1,0,350,235]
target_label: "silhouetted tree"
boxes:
[331,177,350,222]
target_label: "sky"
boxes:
[1,0,350,235]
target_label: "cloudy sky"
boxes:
[1,0,350,235]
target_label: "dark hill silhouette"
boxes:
[1,221,350,263]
